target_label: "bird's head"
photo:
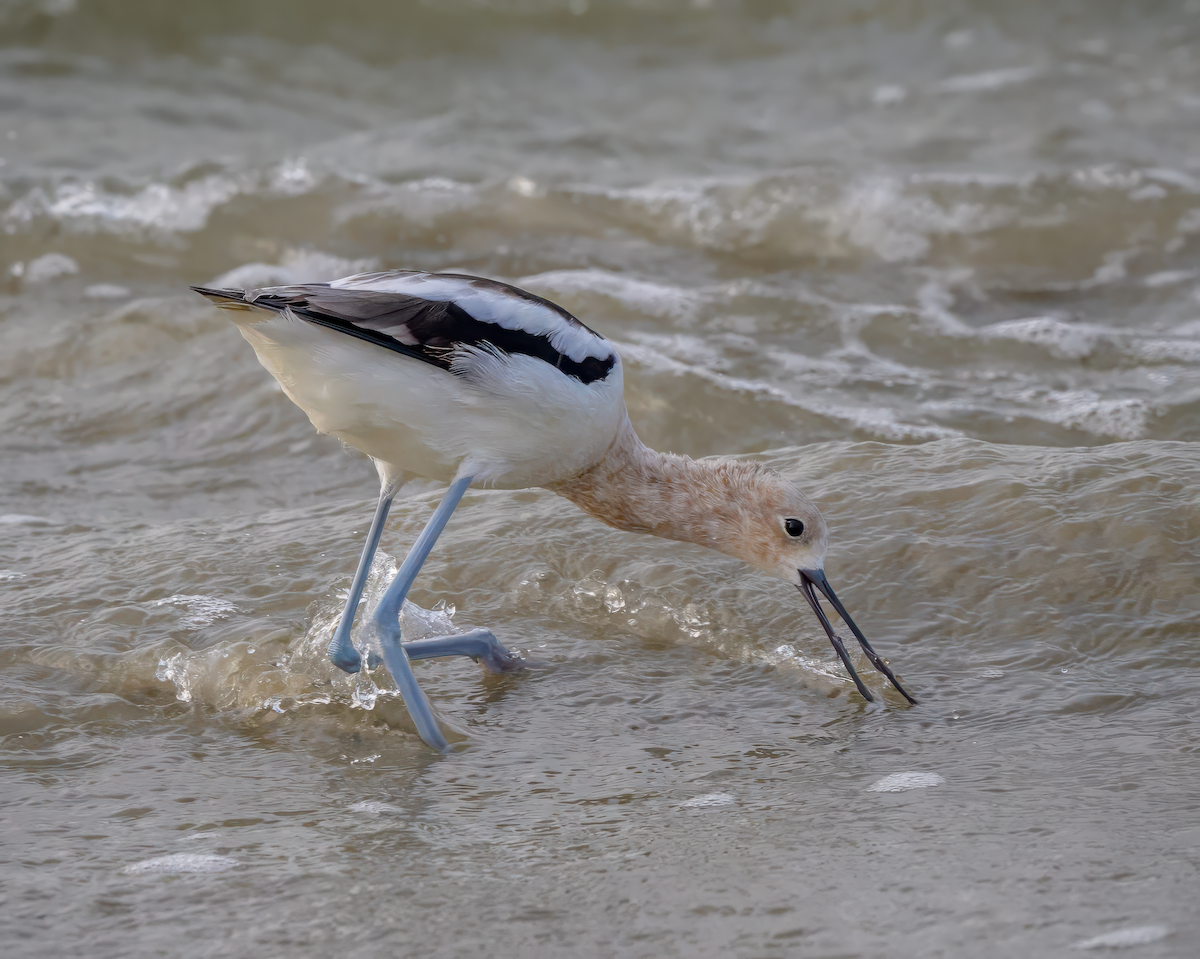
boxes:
[553,431,918,706]
[714,468,918,706]
[719,473,829,585]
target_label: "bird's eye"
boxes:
[784,518,804,537]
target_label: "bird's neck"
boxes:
[549,414,746,556]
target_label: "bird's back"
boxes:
[196,271,627,488]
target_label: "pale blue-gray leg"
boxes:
[327,487,395,673]
[367,474,474,752]
[402,628,525,673]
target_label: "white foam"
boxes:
[1143,269,1197,288]
[13,175,242,235]
[981,316,1107,359]
[871,84,907,106]
[816,176,1009,263]
[334,176,478,230]
[210,248,379,290]
[519,268,701,321]
[0,514,55,525]
[1072,166,1144,191]
[980,315,1200,405]
[1144,167,1200,191]
[123,854,240,875]
[24,252,78,283]
[1130,337,1200,364]
[348,800,403,815]
[597,171,1014,266]
[769,644,860,687]
[868,772,945,793]
[1072,925,1171,950]
[939,66,1039,94]
[152,594,237,629]
[680,792,736,808]
[85,283,131,299]
[618,336,956,442]
[1129,184,1168,202]
[1011,389,1150,441]
[269,157,317,197]
[616,339,796,405]
[830,404,959,442]
[944,29,975,50]
[1171,318,1200,336]
[592,176,781,256]
[507,175,544,198]
[627,331,724,367]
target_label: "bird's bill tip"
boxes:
[795,567,919,706]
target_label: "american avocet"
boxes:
[193,271,917,749]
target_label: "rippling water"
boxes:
[2,2,1198,956]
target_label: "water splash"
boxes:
[150,551,475,715]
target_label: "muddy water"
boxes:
[2,2,1199,956]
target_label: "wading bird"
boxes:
[194,271,917,749]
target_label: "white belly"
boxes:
[234,309,626,489]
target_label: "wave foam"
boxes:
[868,772,945,792]
[6,175,241,236]
[123,854,240,875]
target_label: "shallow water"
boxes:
[2,2,1199,956]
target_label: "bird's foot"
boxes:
[329,646,365,674]
[402,628,527,673]
[335,621,524,675]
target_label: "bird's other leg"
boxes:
[366,473,473,752]
[403,628,525,673]
[327,485,396,673]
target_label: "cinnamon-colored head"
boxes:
[707,469,829,585]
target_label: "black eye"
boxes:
[784,518,804,537]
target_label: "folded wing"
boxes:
[192,270,617,386]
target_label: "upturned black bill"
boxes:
[796,568,918,705]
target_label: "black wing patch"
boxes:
[192,283,616,386]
